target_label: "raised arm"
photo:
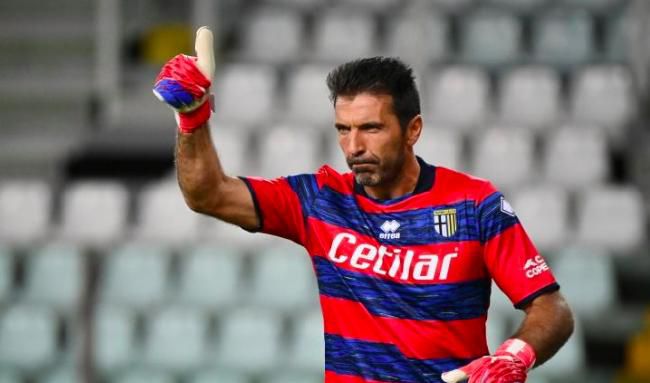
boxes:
[175,125,259,230]
[153,27,259,230]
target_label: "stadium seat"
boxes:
[558,0,617,10]
[0,249,12,304]
[429,0,476,11]
[58,181,128,245]
[426,66,490,130]
[570,65,635,136]
[258,125,321,177]
[112,79,171,130]
[249,246,318,311]
[217,308,282,373]
[460,9,521,67]
[415,126,464,171]
[512,187,569,252]
[312,11,376,63]
[209,125,249,176]
[134,181,201,245]
[337,0,399,10]
[0,180,51,245]
[100,244,170,308]
[553,249,615,316]
[0,372,19,383]
[23,244,84,310]
[190,369,248,383]
[605,9,636,62]
[176,247,244,309]
[624,328,650,379]
[199,215,276,248]
[543,126,608,189]
[37,366,81,383]
[240,8,303,64]
[262,0,326,9]
[0,304,57,370]
[212,64,277,126]
[113,369,175,383]
[484,0,546,11]
[267,373,322,383]
[532,9,594,69]
[385,11,449,64]
[143,306,207,371]
[575,187,646,252]
[285,65,333,125]
[498,66,561,129]
[471,126,535,190]
[93,305,137,371]
[287,309,325,372]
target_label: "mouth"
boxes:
[350,163,376,172]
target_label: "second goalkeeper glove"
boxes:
[441,338,536,383]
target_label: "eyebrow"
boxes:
[334,122,384,130]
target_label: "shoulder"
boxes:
[434,166,498,204]
[313,164,355,194]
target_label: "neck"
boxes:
[363,153,420,200]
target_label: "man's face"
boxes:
[334,92,407,187]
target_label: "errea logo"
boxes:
[379,220,401,239]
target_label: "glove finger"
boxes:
[442,358,486,383]
[441,369,469,383]
[195,26,215,79]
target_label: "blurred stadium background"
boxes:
[0,0,649,382]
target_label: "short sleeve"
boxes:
[477,182,559,309]
[240,173,320,245]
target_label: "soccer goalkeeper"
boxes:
[154,27,574,383]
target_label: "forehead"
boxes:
[334,92,395,124]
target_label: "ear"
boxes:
[405,115,423,146]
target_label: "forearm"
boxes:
[512,291,575,366]
[175,123,227,212]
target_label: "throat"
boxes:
[362,156,421,201]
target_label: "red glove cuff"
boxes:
[495,338,537,370]
[178,99,211,134]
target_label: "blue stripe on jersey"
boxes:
[477,192,519,243]
[311,186,480,246]
[286,173,320,222]
[314,257,490,321]
[325,334,474,383]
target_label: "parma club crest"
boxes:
[433,208,457,238]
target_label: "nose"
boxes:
[345,129,365,157]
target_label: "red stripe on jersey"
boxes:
[483,223,556,305]
[325,370,392,383]
[321,295,489,359]
[306,220,489,284]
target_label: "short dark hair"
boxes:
[326,56,421,130]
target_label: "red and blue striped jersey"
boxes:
[241,157,559,383]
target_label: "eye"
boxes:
[361,124,382,133]
[335,125,350,134]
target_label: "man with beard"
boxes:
[153,27,574,383]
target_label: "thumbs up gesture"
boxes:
[153,26,215,133]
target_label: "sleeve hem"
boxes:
[238,176,263,233]
[513,282,560,310]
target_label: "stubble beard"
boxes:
[352,148,405,188]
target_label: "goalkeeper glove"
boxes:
[441,338,536,383]
[153,26,215,134]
